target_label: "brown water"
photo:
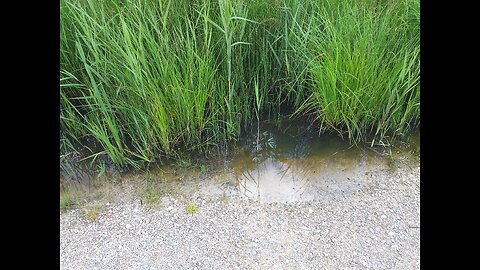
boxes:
[218,120,418,202]
[61,119,420,203]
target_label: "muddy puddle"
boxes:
[61,119,420,204]
[202,120,418,202]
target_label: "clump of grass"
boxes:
[292,0,420,144]
[199,164,210,176]
[175,158,193,169]
[81,202,104,222]
[60,192,75,210]
[186,202,199,214]
[60,181,82,210]
[140,177,162,207]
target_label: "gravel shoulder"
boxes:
[60,161,419,269]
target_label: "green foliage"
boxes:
[60,0,420,170]
[292,0,420,144]
[141,180,161,207]
[60,192,75,210]
[81,203,104,222]
[186,202,199,214]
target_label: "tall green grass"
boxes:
[292,0,420,144]
[60,0,420,169]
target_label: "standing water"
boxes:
[60,119,419,203]
[223,119,418,202]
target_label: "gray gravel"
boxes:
[60,163,419,269]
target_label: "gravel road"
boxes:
[60,162,419,269]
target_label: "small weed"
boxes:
[60,183,80,210]
[97,161,106,178]
[199,164,210,175]
[82,202,104,222]
[186,202,198,214]
[175,158,192,169]
[60,193,75,210]
[140,178,161,207]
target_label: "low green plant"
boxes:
[186,202,199,214]
[81,202,104,222]
[140,178,161,207]
[199,164,210,176]
[175,158,193,169]
[60,192,75,210]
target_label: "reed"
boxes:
[60,0,420,170]
[291,0,420,144]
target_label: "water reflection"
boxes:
[60,118,419,203]
[228,120,395,202]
